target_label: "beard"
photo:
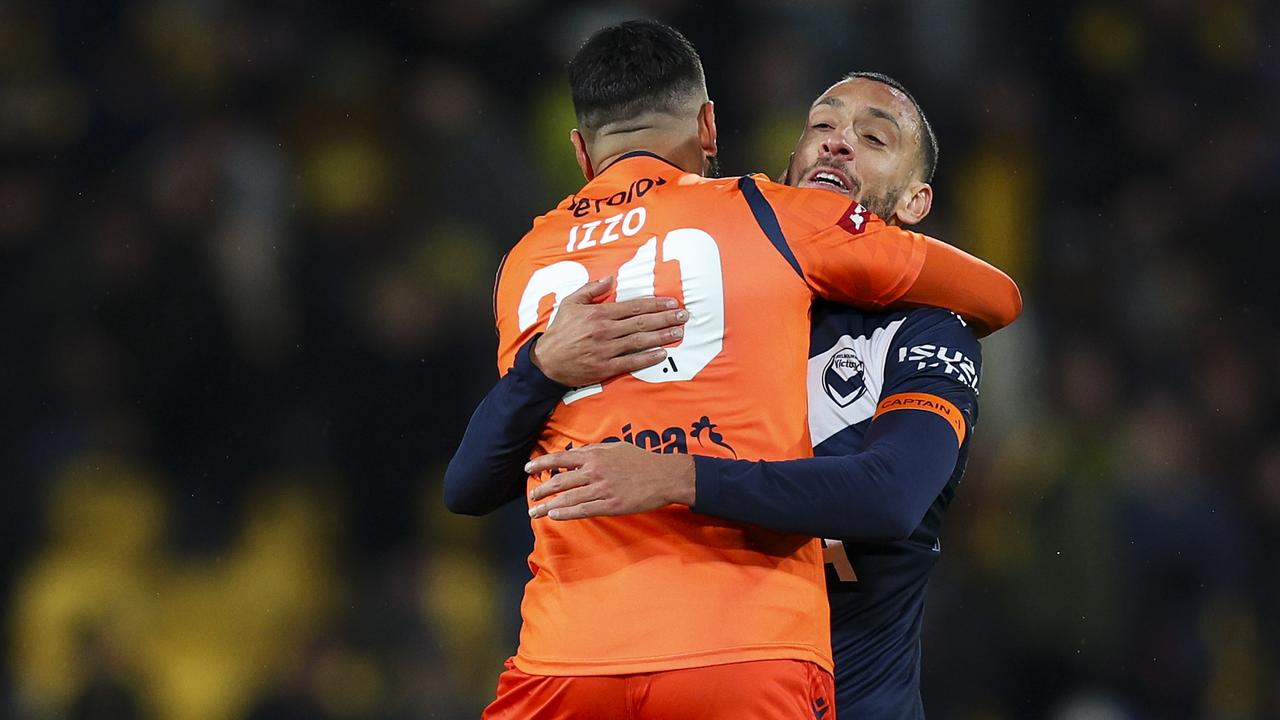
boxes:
[704,154,722,178]
[857,185,902,221]
[787,160,902,221]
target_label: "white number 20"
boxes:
[516,228,725,403]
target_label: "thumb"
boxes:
[565,276,614,304]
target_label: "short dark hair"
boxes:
[844,71,938,182]
[568,20,706,134]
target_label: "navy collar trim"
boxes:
[600,150,684,174]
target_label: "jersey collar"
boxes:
[597,150,686,176]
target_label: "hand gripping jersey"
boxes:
[492,151,1012,677]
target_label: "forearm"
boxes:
[899,238,1022,337]
[443,337,567,515]
[689,411,959,540]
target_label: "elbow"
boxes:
[875,465,944,540]
[991,273,1024,333]
[855,464,930,541]
[442,462,484,516]
[441,483,471,516]
[826,505,918,543]
[824,491,921,543]
[879,507,924,542]
[1002,276,1024,327]
[443,490,486,517]
[973,272,1023,337]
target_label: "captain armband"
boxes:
[872,392,966,445]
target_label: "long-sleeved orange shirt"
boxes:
[492,152,1019,677]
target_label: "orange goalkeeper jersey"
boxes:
[493,151,1019,677]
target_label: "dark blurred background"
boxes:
[2,1,1277,718]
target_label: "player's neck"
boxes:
[589,132,705,177]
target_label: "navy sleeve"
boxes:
[692,411,957,540]
[443,336,567,515]
[880,308,981,428]
[691,308,982,540]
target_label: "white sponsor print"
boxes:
[897,344,979,392]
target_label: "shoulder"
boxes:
[892,308,981,355]
[670,172,754,199]
[884,308,982,394]
[813,305,972,350]
[749,179,887,239]
[501,201,573,267]
[753,177,848,219]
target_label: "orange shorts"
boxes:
[481,657,835,720]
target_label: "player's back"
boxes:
[493,152,844,676]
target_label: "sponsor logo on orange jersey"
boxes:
[836,202,869,235]
[569,176,667,217]
[562,415,737,457]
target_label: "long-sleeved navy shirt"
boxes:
[443,304,982,719]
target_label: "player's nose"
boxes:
[820,133,854,158]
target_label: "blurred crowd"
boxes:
[1,1,1277,719]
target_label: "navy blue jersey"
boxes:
[808,301,981,718]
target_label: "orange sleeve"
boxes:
[492,247,538,377]
[754,179,1022,336]
[900,238,1023,337]
[754,179,928,308]
[791,218,929,309]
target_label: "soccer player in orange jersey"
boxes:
[459,20,1020,719]
[464,70,1000,719]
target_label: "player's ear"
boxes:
[697,101,717,158]
[570,129,595,181]
[896,182,933,225]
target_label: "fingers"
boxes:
[525,450,589,475]
[564,276,615,305]
[528,467,591,502]
[606,348,668,375]
[607,326,685,357]
[529,484,604,519]
[547,500,614,521]
[603,308,689,339]
[602,296,680,320]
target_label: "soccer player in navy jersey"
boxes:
[447,71,1008,718]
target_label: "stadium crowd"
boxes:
[1,1,1276,718]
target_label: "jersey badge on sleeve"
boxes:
[836,203,869,236]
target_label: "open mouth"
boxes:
[801,166,854,195]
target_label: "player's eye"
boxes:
[864,134,885,146]
[811,122,834,130]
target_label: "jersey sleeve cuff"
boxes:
[511,334,570,398]
[690,454,731,514]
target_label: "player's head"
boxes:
[567,20,718,179]
[785,72,938,226]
